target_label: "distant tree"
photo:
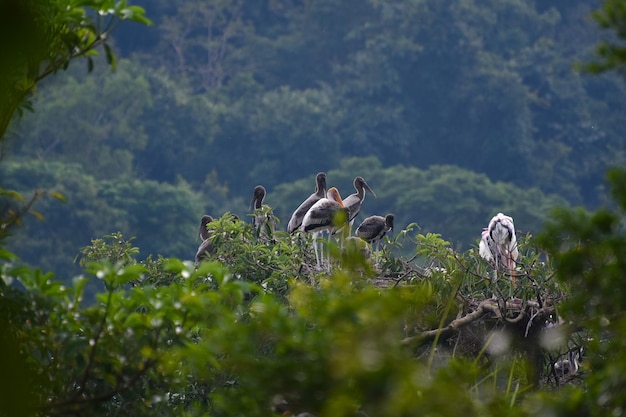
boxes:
[585,0,626,73]
[157,0,254,93]
[0,161,206,278]
[12,63,152,179]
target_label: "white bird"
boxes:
[301,187,349,268]
[554,348,582,380]
[195,214,215,263]
[342,176,376,231]
[287,172,327,233]
[479,228,495,263]
[356,214,394,258]
[480,213,519,283]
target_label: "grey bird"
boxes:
[342,176,376,229]
[250,185,267,228]
[195,215,215,263]
[301,187,349,268]
[249,185,274,236]
[356,213,394,256]
[287,172,327,233]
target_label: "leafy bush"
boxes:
[1,198,586,416]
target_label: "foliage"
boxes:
[1,196,587,416]
[0,0,151,141]
[537,167,626,415]
[12,63,152,179]
[585,0,626,73]
[0,161,206,277]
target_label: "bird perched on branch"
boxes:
[342,176,376,232]
[287,172,327,233]
[479,212,519,283]
[301,187,349,268]
[195,214,215,263]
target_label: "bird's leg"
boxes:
[312,232,321,269]
[508,256,517,288]
[326,232,332,272]
[373,240,381,267]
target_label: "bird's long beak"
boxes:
[364,182,377,198]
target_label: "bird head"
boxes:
[385,213,395,230]
[250,185,266,210]
[198,215,214,240]
[356,176,377,198]
[315,172,327,196]
[327,187,344,206]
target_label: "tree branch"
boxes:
[401,299,555,348]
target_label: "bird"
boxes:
[249,185,274,236]
[356,214,394,258]
[197,214,213,241]
[287,172,327,233]
[301,187,349,268]
[479,228,495,263]
[342,176,376,231]
[554,348,583,380]
[195,214,215,263]
[479,213,519,283]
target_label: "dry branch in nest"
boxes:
[401,298,555,348]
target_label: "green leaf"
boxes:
[0,248,19,262]
[29,210,45,222]
[49,191,67,203]
[103,43,116,70]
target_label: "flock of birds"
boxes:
[195,172,391,269]
[196,171,520,278]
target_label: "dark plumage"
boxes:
[250,185,267,228]
[195,215,215,263]
[356,214,394,247]
[287,172,327,233]
[342,176,376,226]
[197,215,214,241]
[250,185,275,237]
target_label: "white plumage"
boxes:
[479,213,519,282]
[301,187,349,268]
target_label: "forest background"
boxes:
[3,0,626,278]
[5,1,626,416]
